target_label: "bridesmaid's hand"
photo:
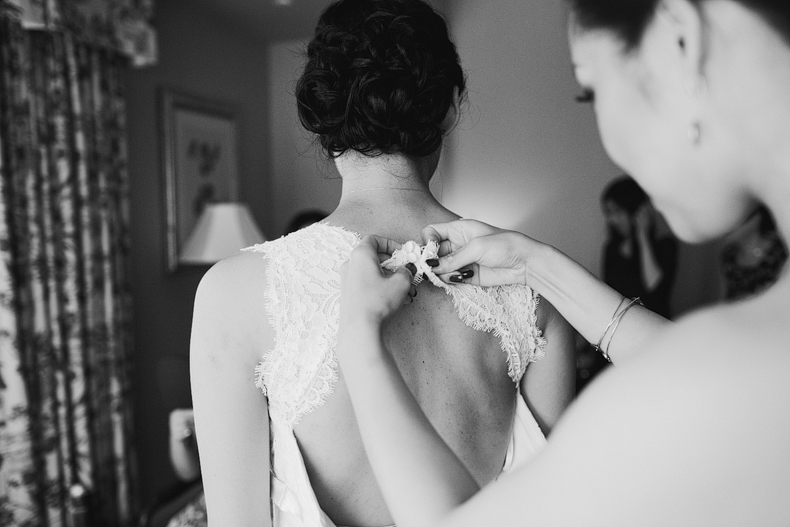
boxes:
[340,235,416,326]
[421,219,545,287]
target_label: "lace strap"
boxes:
[422,269,546,383]
[243,227,358,425]
[245,240,286,398]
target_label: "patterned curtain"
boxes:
[8,0,157,67]
[0,1,146,524]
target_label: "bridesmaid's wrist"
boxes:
[520,235,553,288]
[337,317,386,357]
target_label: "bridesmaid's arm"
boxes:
[340,282,772,527]
[337,236,478,527]
[528,243,667,364]
[422,220,671,365]
[337,319,479,527]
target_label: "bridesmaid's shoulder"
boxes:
[653,290,790,366]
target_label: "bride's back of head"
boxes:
[295,0,465,160]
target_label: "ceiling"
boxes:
[190,0,334,43]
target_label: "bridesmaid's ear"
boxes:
[656,0,707,84]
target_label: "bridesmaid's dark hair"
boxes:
[295,0,465,158]
[568,0,790,50]
[601,175,648,216]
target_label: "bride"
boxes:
[189,1,575,525]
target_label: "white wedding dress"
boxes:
[246,223,549,527]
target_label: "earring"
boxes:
[688,121,701,145]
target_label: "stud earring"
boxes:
[688,121,701,145]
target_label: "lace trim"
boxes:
[377,238,546,381]
[246,225,360,426]
[249,223,545,426]
[431,277,546,383]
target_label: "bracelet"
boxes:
[594,297,626,359]
[606,297,644,359]
[597,297,644,362]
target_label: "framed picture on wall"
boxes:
[160,88,239,272]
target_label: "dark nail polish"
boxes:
[461,269,474,279]
[449,274,464,283]
[426,258,439,267]
[405,263,417,275]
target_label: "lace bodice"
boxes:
[246,223,546,428]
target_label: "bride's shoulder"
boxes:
[196,224,358,305]
[190,252,274,365]
[195,252,270,322]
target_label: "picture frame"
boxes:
[160,89,239,272]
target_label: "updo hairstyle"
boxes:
[568,0,790,51]
[295,0,465,158]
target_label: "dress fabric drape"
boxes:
[0,5,137,525]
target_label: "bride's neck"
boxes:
[335,150,437,203]
[329,150,450,237]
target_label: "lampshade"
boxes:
[179,202,266,264]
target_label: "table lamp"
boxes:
[179,202,266,264]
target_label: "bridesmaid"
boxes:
[336,0,790,525]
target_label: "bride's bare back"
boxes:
[281,205,574,525]
[296,277,517,523]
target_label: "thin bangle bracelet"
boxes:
[602,297,644,362]
[594,296,626,359]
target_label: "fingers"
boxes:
[420,220,474,247]
[422,220,503,270]
[436,266,480,286]
[361,234,403,259]
[431,238,487,275]
[437,240,454,257]
[403,264,417,303]
[390,266,416,304]
[407,283,417,304]
[420,224,447,246]
[340,249,414,321]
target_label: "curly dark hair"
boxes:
[568,0,790,51]
[601,175,648,216]
[295,0,466,158]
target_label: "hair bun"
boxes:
[296,0,465,158]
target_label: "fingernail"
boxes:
[405,263,417,275]
[426,258,439,267]
[449,274,464,283]
[461,269,474,279]
[412,288,418,297]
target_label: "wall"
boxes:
[440,0,722,315]
[124,0,271,509]
[440,0,617,268]
[268,39,340,236]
